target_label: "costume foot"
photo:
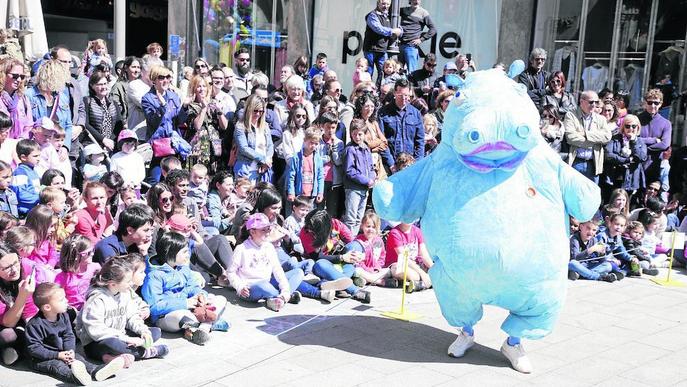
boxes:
[500,339,533,373]
[447,330,474,358]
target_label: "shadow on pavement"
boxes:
[259,314,508,368]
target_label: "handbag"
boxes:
[151,137,174,157]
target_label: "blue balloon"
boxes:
[373,69,600,340]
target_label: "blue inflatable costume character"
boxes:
[373,66,600,373]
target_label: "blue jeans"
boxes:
[247,269,304,301]
[568,260,611,280]
[313,259,359,295]
[364,51,387,85]
[572,159,599,184]
[400,44,419,73]
[277,246,314,274]
[343,188,368,236]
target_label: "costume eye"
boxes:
[467,130,480,143]
[516,126,531,139]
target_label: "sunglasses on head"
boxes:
[8,73,25,80]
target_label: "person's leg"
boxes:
[84,337,139,361]
[343,189,364,235]
[374,52,387,86]
[324,181,337,217]
[364,51,375,76]
[273,268,305,296]
[156,309,198,333]
[205,234,233,270]
[590,261,613,277]
[297,258,315,275]
[247,279,280,302]
[31,358,78,384]
[568,260,600,280]
[313,259,359,295]
[402,45,419,73]
[192,242,225,277]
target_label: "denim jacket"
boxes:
[286,149,324,197]
[25,86,74,149]
[233,122,274,179]
[378,102,425,163]
[0,188,18,218]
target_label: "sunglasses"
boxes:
[237,58,250,62]
[195,63,208,69]
[549,79,561,84]
[425,63,437,68]
[534,57,546,62]
[624,124,638,129]
[646,100,661,106]
[585,99,600,105]
[295,114,307,119]
[253,109,265,114]
[157,75,172,80]
[331,88,343,93]
[160,196,173,203]
[79,249,94,258]
[7,73,26,80]
[542,114,553,119]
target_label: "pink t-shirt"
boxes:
[354,234,386,272]
[0,258,51,323]
[301,152,314,197]
[385,225,424,267]
[55,262,101,310]
[26,240,59,281]
[74,208,113,245]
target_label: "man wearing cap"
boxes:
[94,203,156,264]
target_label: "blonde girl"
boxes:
[233,94,274,183]
[423,113,439,154]
[349,210,393,286]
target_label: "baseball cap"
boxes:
[246,213,271,230]
[117,129,138,143]
[167,214,193,233]
[33,117,56,130]
[83,143,105,157]
[444,62,458,71]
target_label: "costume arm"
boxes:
[372,153,433,223]
[557,157,601,222]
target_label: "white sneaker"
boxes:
[70,360,92,385]
[94,355,125,381]
[447,330,475,358]
[500,339,533,373]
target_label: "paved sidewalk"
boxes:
[3,267,687,386]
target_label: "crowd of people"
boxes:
[0,0,685,382]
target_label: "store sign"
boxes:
[313,0,501,93]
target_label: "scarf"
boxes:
[0,91,24,138]
[94,97,113,139]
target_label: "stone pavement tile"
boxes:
[291,346,362,372]
[597,341,671,366]
[214,360,313,387]
[535,321,590,345]
[594,376,655,387]
[635,325,687,351]
[611,312,680,333]
[437,367,524,387]
[645,302,687,323]
[525,373,594,386]
[284,362,385,386]
[628,293,687,309]
[622,357,687,386]
[492,351,568,381]
[558,309,625,331]
[547,357,634,385]
[532,335,611,363]
[358,365,454,386]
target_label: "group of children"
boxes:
[568,190,670,282]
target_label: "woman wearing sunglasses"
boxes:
[604,114,647,196]
[542,71,576,116]
[0,59,33,139]
[638,88,672,184]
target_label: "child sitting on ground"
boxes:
[10,138,41,217]
[109,130,145,190]
[25,205,60,280]
[385,221,433,293]
[568,220,617,281]
[120,253,153,322]
[39,187,78,248]
[228,213,303,312]
[347,210,393,287]
[0,160,18,218]
[638,210,670,268]
[55,235,101,314]
[622,221,660,276]
[283,196,312,255]
[77,258,168,367]
[82,144,108,182]
[25,283,126,386]
[595,213,638,279]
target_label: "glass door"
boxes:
[577,0,616,94]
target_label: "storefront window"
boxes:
[201,0,288,84]
[579,0,615,94]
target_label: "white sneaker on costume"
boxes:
[447,329,474,358]
[500,339,533,373]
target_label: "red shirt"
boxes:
[385,225,424,267]
[301,152,314,196]
[74,208,113,245]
